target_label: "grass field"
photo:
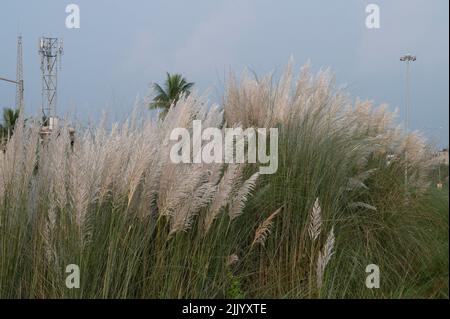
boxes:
[0,64,448,298]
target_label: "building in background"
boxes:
[435,148,449,165]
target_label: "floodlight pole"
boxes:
[400,54,416,192]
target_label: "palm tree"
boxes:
[149,73,194,119]
[0,107,20,141]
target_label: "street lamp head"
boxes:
[400,54,417,62]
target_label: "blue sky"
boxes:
[0,0,448,146]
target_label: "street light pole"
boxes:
[400,54,416,192]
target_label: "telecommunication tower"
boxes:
[39,37,63,128]
[0,35,24,115]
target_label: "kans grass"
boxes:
[0,62,448,298]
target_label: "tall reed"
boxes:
[0,61,446,298]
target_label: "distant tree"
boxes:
[149,73,194,119]
[0,107,20,140]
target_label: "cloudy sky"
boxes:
[0,0,448,145]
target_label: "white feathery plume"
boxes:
[308,198,322,241]
[252,206,282,247]
[348,202,377,211]
[204,164,242,232]
[227,254,239,266]
[229,171,259,220]
[316,227,335,290]
[346,168,378,191]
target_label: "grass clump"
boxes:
[0,61,447,298]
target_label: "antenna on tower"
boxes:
[39,36,63,130]
[15,34,24,112]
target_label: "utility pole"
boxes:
[0,76,23,108]
[400,54,416,191]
